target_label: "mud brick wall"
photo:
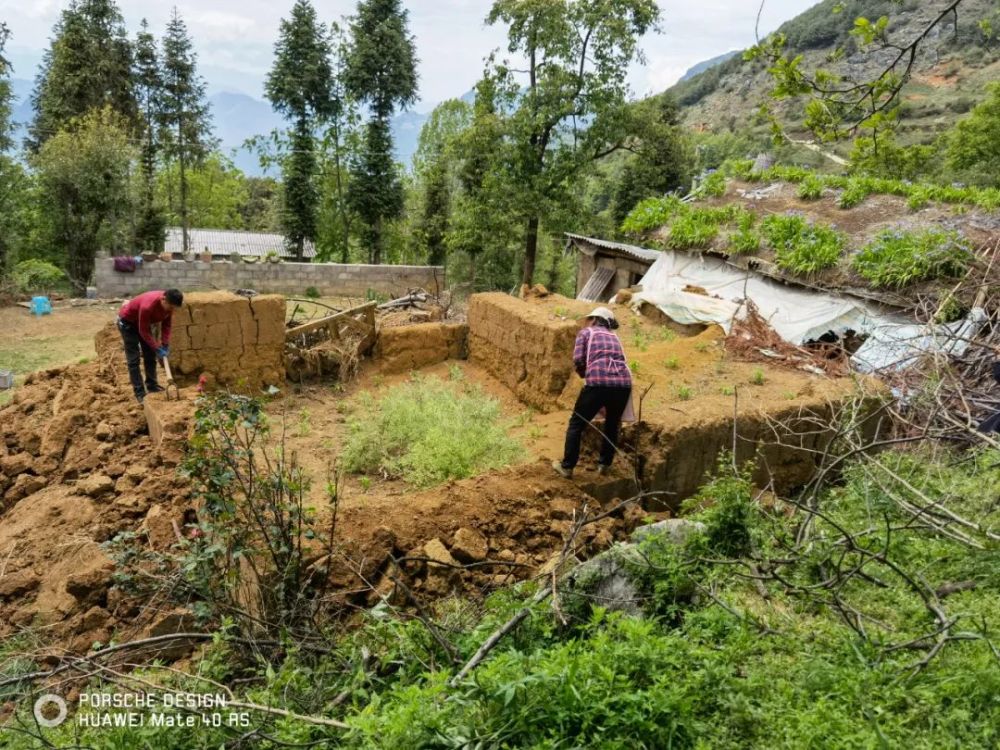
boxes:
[94,258,443,299]
[467,293,579,413]
[168,291,286,390]
[375,323,469,374]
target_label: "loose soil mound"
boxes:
[0,354,191,652]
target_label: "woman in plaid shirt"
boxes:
[553,307,633,479]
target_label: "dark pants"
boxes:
[561,385,631,469]
[118,318,158,399]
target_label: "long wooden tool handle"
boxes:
[163,356,174,383]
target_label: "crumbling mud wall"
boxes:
[375,323,468,374]
[468,293,579,413]
[588,394,881,509]
[167,291,286,390]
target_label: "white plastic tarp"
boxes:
[628,250,881,343]
[850,308,988,373]
[625,248,983,375]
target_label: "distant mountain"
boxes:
[667,0,1000,149]
[678,51,740,83]
[5,80,446,177]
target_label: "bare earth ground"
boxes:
[0,304,119,404]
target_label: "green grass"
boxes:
[5,446,999,748]
[340,374,524,487]
[723,160,1000,212]
[852,228,974,289]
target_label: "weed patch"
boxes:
[852,228,973,288]
[341,375,524,487]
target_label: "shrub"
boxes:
[728,211,761,255]
[341,375,523,487]
[11,259,65,293]
[852,228,973,288]
[797,174,825,200]
[304,286,321,299]
[666,211,719,249]
[620,195,686,234]
[838,179,869,208]
[699,170,728,198]
[762,214,845,275]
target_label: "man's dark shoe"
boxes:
[146,384,165,394]
[552,460,573,479]
[135,393,145,404]
[597,464,611,477]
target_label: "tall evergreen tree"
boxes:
[133,19,166,253]
[0,23,13,155]
[345,0,418,264]
[28,0,136,152]
[266,0,335,260]
[160,8,214,254]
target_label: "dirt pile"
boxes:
[375,322,468,374]
[169,291,285,391]
[468,293,579,413]
[0,351,193,652]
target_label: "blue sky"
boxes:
[0,0,818,111]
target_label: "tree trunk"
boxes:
[179,123,189,255]
[371,216,382,265]
[522,215,539,286]
[332,123,350,264]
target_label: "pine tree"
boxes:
[0,23,12,155]
[160,7,214,254]
[345,0,418,264]
[133,19,166,253]
[265,0,335,260]
[28,0,136,152]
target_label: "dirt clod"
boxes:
[451,528,488,563]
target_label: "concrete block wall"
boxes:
[95,257,444,299]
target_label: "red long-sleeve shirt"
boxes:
[118,291,173,350]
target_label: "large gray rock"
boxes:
[560,545,647,618]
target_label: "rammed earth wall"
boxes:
[94,258,444,299]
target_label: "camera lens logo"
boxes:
[33,694,68,728]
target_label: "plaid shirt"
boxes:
[573,326,632,388]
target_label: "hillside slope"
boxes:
[669,0,1000,148]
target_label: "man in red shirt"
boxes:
[117,289,184,403]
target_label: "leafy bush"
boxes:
[699,170,728,198]
[852,228,973,288]
[837,179,869,208]
[729,211,761,255]
[666,211,720,248]
[762,214,845,274]
[304,285,321,299]
[620,195,686,234]
[341,374,524,486]
[11,259,65,293]
[797,174,825,200]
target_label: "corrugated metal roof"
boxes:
[577,267,616,302]
[565,233,660,263]
[165,228,317,259]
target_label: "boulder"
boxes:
[423,538,457,569]
[4,474,45,503]
[65,558,115,607]
[451,528,488,564]
[0,452,34,477]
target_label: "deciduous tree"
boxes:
[482,0,660,285]
[32,107,135,293]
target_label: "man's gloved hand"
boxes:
[157,346,169,359]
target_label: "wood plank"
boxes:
[285,301,377,339]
